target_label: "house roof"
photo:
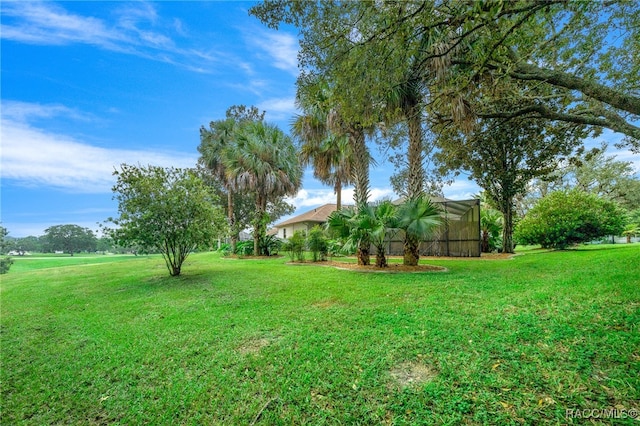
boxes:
[274,204,340,227]
[273,197,480,229]
[393,196,479,220]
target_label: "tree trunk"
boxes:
[404,99,425,200]
[335,178,342,211]
[351,126,370,208]
[375,250,387,268]
[253,194,268,256]
[357,235,371,266]
[403,234,420,266]
[481,230,490,253]
[350,125,371,265]
[402,97,426,267]
[171,265,181,276]
[228,190,237,254]
[501,198,515,254]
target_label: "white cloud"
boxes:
[1,1,127,48]
[613,149,640,175]
[1,103,197,193]
[246,29,299,76]
[257,96,297,121]
[441,179,480,201]
[2,100,96,123]
[285,186,396,210]
[0,1,214,72]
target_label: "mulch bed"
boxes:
[287,253,518,273]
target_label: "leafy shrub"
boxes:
[0,257,13,274]
[217,243,231,255]
[284,230,306,262]
[307,225,328,262]
[515,190,625,249]
[480,208,503,253]
[327,239,347,257]
[259,235,282,256]
[235,241,254,256]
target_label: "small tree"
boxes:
[361,201,399,268]
[515,190,625,249]
[396,196,443,266]
[43,224,97,256]
[0,226,14,274]
[284,230,306,262]
[326,207,370,264]
[106,165,226,276]
[307,225,328,262]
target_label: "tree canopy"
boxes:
[106,165,225,276]
[224,120,302,255]
[43,224,97,256]
[435,96,587,252]
[515,190,625,249]
[251,0,639,152]
[199,105,266,253]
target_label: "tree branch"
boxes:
[477,104,640,143]
[509,62,640,116]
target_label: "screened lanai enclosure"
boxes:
[386,197,481,257]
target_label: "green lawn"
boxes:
[1,245,639,424]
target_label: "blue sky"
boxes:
[1,1,637,238]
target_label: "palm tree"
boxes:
[326,206,372,266]
[327,200,399,267]
[292,80,354,210]
[226,121,303,255]
[367,200,399,268]
[199,117,237,251]
[397,196,443,266]
[385,76,426,200]
[295,76,376,264]
[199,106,265,253]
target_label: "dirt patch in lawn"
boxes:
[311,298,343,308]
[237,337,273,355]
[389,361,438,390]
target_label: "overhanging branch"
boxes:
[477,104,640,143]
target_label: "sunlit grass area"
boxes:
[2,245,638,424]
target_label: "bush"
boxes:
[0,257,13,274]
[515,190,625,249]
[259,235,282,256]
[284,230,306,262]
[307,225,328,262]
[235,241,254,256]
[217,243,231,255]
[327,239,346,258]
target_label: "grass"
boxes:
[6,253,143,273]
[1,245,639,424]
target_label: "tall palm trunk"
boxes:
[227,190,237,254]
[405,100,425,200]
[334,178,342,211]
[253,193,267,256]
[350,125,371,265]
[403,99,425,266]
